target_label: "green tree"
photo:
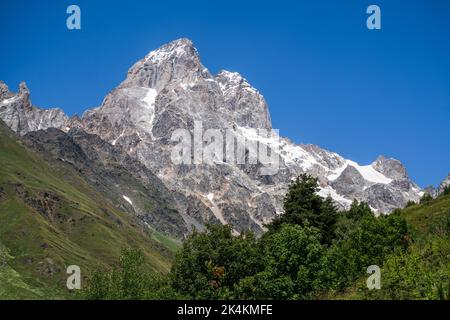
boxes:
[234,272,295,300]
[360,238,450,300]
[325,212,410,290]
[268,174,338,245]
[248,224,327,299]
[346,200,373,222]
[441,186,450,197]
[405,200,417,208]
[169,224,261,299]
[420,193,433,204]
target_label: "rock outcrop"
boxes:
[0,81,68,136]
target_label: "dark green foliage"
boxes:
[360,236,450,300]
[169,223,329,300]
[441,186,450,197]
[268,174,338,245]
[169,224,261,299]
[405,200,417,208]
[345,200,373,222]
[326,212,410,290]
[446,210,450,236]
[234,271,295,300]
[256,224,327,299]
[420,193,433,204]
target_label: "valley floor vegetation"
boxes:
[81,175,450,300]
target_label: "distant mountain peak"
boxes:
[122,37,208,90]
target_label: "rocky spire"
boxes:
[18,81,32,109]
[0,81,12,100]
[0,81,68,135]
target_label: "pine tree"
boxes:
[267,174,338,245]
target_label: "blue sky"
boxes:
[0,0,449,187]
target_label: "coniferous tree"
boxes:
[267,174,338,245]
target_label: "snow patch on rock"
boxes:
[122,195,133,206]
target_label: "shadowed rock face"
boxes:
[372,155,408,180]
[0,38,427,235]
[331,165,367,198]
[22,127,188,238]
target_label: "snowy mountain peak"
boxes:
[57,39,425,220]
[121,38,210,90]
[144,38,196,63]
[0,38,432,234]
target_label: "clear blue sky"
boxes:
[0,0,449,188]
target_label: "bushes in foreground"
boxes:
[81,175,449,300]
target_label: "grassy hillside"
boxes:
[403,192,450,237]
[0,121,177,299]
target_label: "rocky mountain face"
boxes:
[0,38,427,235]
[0,81,68,135]
[22,127,188,238]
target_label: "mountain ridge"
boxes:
[1,38,445,234]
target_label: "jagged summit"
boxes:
[0,81,30,107]
[144,38,197,62]
[0,81,68,135]
[121,38,210,90]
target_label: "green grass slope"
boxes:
[0,121,177,299]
